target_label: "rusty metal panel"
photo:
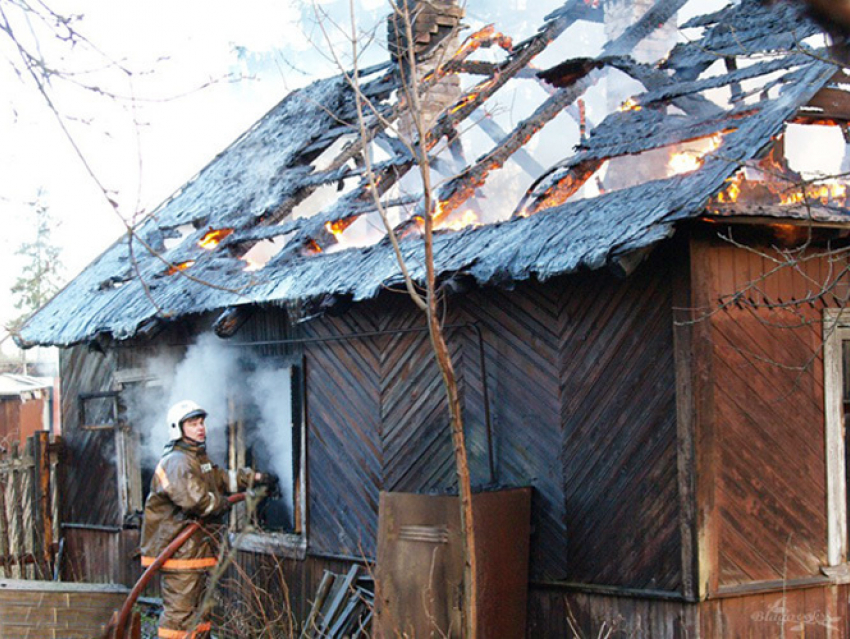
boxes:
[376,492,463,637]
[375,488,531,638]
[475,487,532,639]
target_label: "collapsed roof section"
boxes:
[18,0,848,347]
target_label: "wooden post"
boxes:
[0,448,10,578]
[689,234,719,599]
[25,436,37,579]
[34,432,53,576]
[673,234,699,603]
[11,442,24,579]
[49,437,62,572]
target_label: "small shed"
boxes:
[0,374,55,448]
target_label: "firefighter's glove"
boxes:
[245,486,268,513]
[257,472,281,498]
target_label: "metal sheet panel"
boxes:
[375,488,531,638]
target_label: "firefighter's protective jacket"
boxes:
[140,440,254,571]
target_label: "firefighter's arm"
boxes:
[161,458,230,518]
[213,466,256,493]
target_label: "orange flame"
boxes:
[454,25,513,59]
[668,134,723,176]
[437,209,482,231]
[450,93,480,115]
[198,228,234,250]
[324,219,357,243]
[165,261,195,276]
[325,221,345,240]
[779,182,847,206]
[618,98,642,112]
[715,173,743,203]
[668,153,702,175]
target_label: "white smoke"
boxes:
[249,365,295,522]
[165,333,241,465]
[127,332,296,525]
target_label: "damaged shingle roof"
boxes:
[18,0,849,347]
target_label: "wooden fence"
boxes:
[0,432,61,579]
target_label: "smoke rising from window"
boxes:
[127,333,296,524]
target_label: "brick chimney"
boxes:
[388,0,465,137]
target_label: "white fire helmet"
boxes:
[167,400,208,442]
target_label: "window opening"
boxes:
[78,391,119,430]
[229,359,304,539]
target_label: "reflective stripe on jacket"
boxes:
[140,440,254,571]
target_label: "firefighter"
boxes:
[140,399,277,639]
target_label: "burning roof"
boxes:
[17,0,850,347]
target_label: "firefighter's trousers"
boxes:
[158,569,212,639]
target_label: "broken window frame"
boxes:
[113,369,159,527]
[78,384,145,526]
[77,391,119,431]
[227,355,307,559]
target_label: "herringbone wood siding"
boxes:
[303,251,680,588]
[381,300,458,494]
[303,307,383,559]
[560,264,680,589]
[462,282,569,580]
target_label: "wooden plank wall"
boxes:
[696,233,834,588]
[0,579,130,639]
[528,583,849,637]
[301,247,680,587]
[700,585,847,638]
[59,345,121,526]
[302,307,384,560]
[60,528,143,588]
[528,588,698,637]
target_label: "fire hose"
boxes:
[112,492,247,639]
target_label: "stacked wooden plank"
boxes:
[300,566,373,639]
[0,578,129,638]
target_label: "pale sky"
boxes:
[0,0,393,354]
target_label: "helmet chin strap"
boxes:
[179,425,205,448]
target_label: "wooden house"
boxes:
[17,0,850,635]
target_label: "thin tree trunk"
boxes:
[420,148,478,637]
[338,2,481,633]
[427,311,478,636]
